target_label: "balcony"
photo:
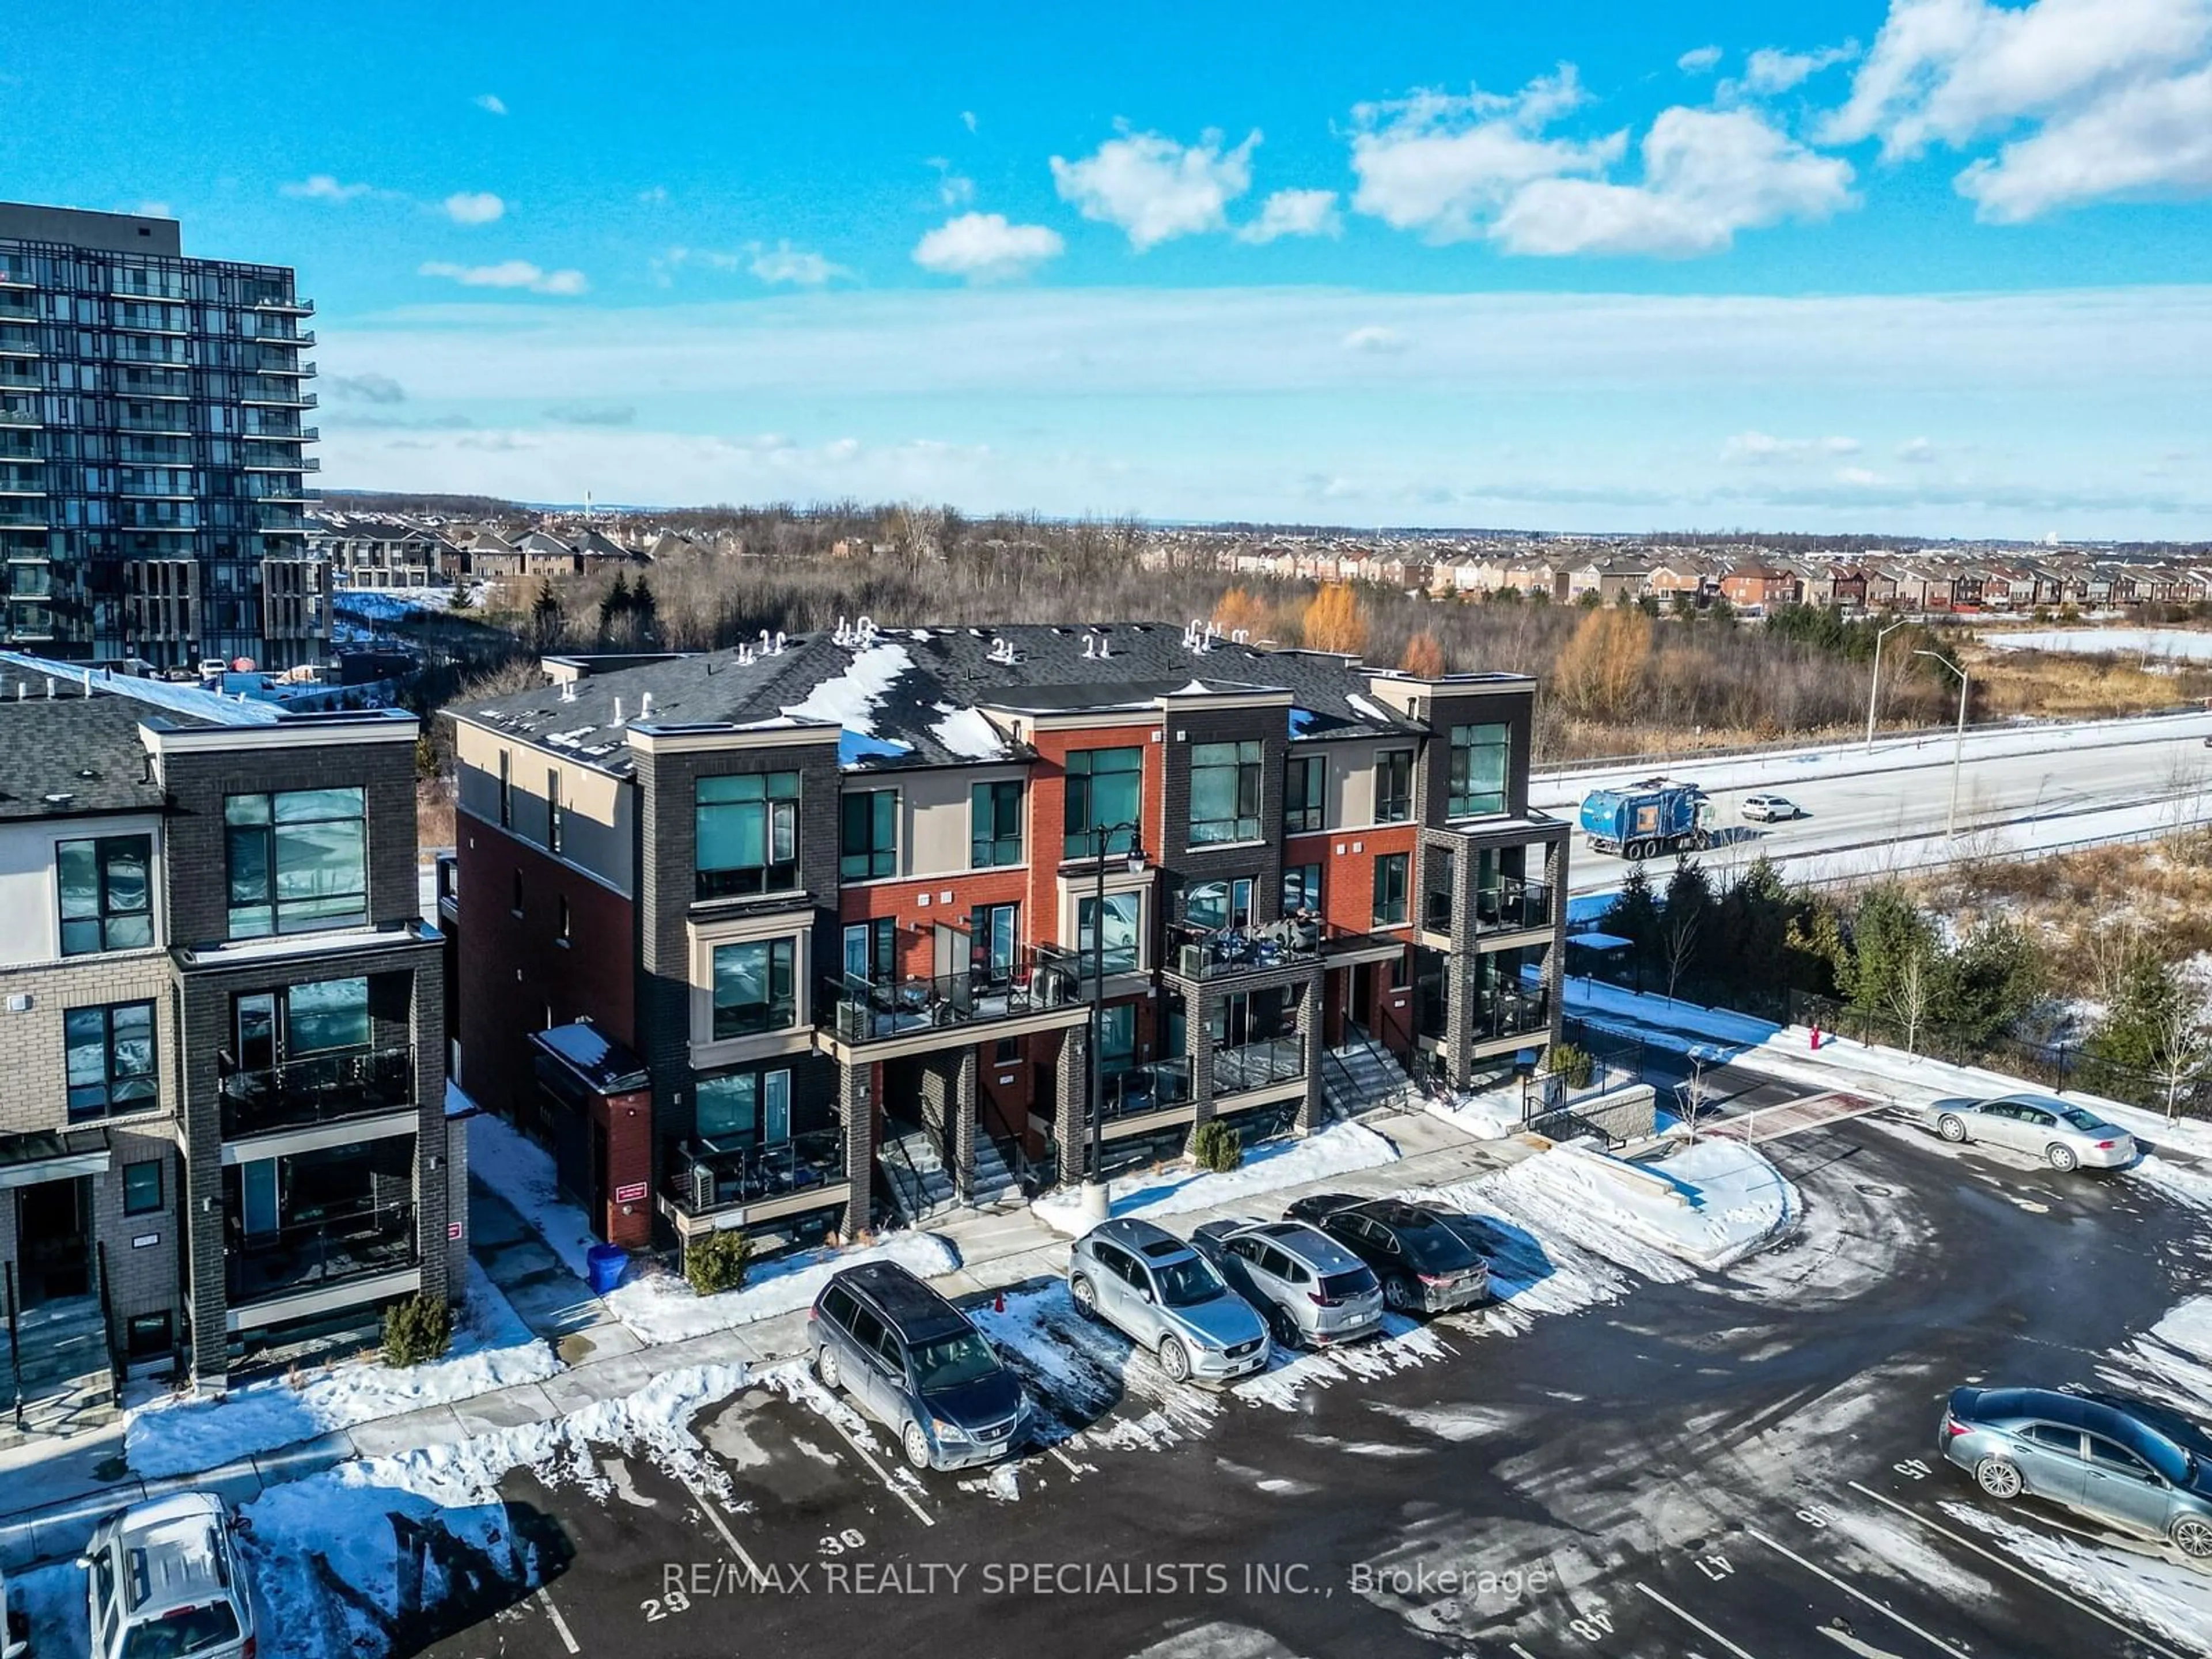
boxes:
[246,295,315,316]
[241,380,317,407]
[219,1046,415,1140]
[1474,988,1552,1046]
[244,452,320,472]
[824,946,1086,1047]
[1170,918,1321,982]
[246,328,316,349]
[1474,876,1552,935]
[1212,1036,1306,1096]
[1099,1057,1194,1123]
[0,370,38,393]
[225,1202,418,1308]
[666,1127,847,1221]
[247,353,315,377]
[114,369,190,399]
[0,507,48,529]
[0,408,39,430]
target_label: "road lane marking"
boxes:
[1745,1527,1970,1656]
[1509,1645,1540,1659]
[1048,1444,1084,1476]
[1636,1582,1761,1659]
[534,1587,580,1655]
[676,1471,768,1589]
[815,1412,937,1527]
[1845,1482,2189,1659]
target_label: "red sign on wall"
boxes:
[614,1181,649,1203]
[448,1222,463,1240]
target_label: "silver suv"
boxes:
[1191,1218,1384,1350]
[80,1493,256,1659]
[1068,1217,1270,1384]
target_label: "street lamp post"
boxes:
[1914,650,1970,837]
[1866,618,1910,752]
[1080,819,1146,1221]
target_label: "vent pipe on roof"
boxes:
[639,691,654,719]
[612,696,623,725]
[44,677,55,699]
[1082,634,1095,658]
[774,631,786,654]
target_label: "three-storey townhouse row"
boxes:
[444,622,1567,1259]
[0,656,455,1442]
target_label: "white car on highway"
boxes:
[1739,793,1803,821]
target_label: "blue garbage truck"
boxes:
[1578,778,1716,860]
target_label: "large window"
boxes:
[1184,878,1252,932]
[1065,747,1142,859]
[1283,862,1322,915]
[839,790,897,881]
[970,903,1020,982]
[843,918,896,984]
[547,768,564,854]
[1448,724,1510,818]
[286,977,370,1054]
[711,938,797,1037]
[58,834,153,956]
[1190,740,1263,845]
[971,781,1024,868]
[225,789,368,938]
[1375,751,1414,824]
[123,1158,164,1217]
[65,1001,157,1119]
[1078,891,1142,974]
[696,772,799,900]
[1372,853,1410,926]
[1284,754,1325,834]
[695,1068,792,1149]
[1099,1002,1137,1077]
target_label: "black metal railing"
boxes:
[93,1241,123,1397]
[825,946,1083,1044]
[1100,1058,1194,1121]
[1170,918,1323,981]
[1214,1036,1306,1094]
[1475,988,1552,1043]
[1474,876,1552,933]
[225,1203,418,1306]
[3,1259,20,1426]
[1319,921,1407,956]
[669,1128,847,1217]
[219,1046,415,1139]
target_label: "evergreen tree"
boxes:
[529,579,564,649]
[597,570,633,640]
[630,574,659,643]
[1602,863,1663,977]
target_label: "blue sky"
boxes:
[4,0,2210,536]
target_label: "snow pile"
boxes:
[1497,1140,1800,1273]
[929,702,1009,760]
[125,1262,557,1478]
[781,642,912,734]
[1234,1319,1452,1412]
[605,1232,960,1344]
[2099,1296,2212,1419]
[1423,1085,1524,1141]
[468,1111,599,1282]
[1030,1122,1401,1238]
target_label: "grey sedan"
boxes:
[1067,1217,1270,1384]
[1923,1092,2137,1171]
[1940,1385,2212,1558]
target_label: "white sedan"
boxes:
[1740,793,1803,821]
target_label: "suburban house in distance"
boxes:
[444,621,1568,1258]
[0,657,455,1443]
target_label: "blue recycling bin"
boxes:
[586,1244,628,1295]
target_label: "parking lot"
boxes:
[353,1079,2212,1659]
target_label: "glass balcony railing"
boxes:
[0,507,49,529]
[1474,877,1552,934]
[1098,1058,1194,1122]
[1171,918,1322,981]
[1213,1036,1306,1095]
[1474,988,1551,1044]
[226,1202,418,1307]
[219,1045,415,1140]
[666,1127,846,1217]
[240,381,317,407]
[825,945,1085,1044]
[0,406,40,429]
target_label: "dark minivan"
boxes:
[808,1261,1029,1471]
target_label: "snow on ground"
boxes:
[604,1232,960,1345]
[468,1111,599,1281]
[973,1286,1221,1450]
[2099,1296,2212,1419]
[10,1559,90,1659]
[124,1260,558,1478]
[1423,1085,1524,1140]
[1030,1122,1400,1238]
[1987,627,2212,662]
[1233,1319,1452,1412]
[1937,1501,2212,1659]
[1500,1140,1801,1272]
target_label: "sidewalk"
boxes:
[0,1108,1525,1569]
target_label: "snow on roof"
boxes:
[779,642,912,737]
[1346,692,1394,723]
[929,703,1009,760]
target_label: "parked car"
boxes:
[1189,1218,1384,1350]
[78,1492,257,1659]
[1281,1194,1491,1315]
[808,1260,1028,1471]
[1067,1217,1270,1384]
[1939,1385,2212,1558]
[1922,1092,2137,1171]
[2,1559,29,1659]
[1739,793,1803,822]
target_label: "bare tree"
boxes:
[1662,902,1703,1004]
[1887,947,1932,1055]
[2084,921,2146,1013]
[2148,989,2212,1124]
[1675,1054,1715,1144]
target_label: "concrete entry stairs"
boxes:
[877,1123,1022,1226]
[2,1294,116,1451]
[1325,1036,1415,1119]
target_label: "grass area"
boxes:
[1920,827,2212,971]
[1957,640,2212,721]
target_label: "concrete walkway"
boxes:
[0,1109,1525,1568]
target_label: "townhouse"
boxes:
[443,620,1567,1259]
[0,660,454,1438]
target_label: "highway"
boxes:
[1532,707,2212,895]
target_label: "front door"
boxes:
[1350,963,1377,1037]
[236,993,279,1071]
[17,1177,92,1305]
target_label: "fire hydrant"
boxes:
[1809,1022,1822,1051]
[994,1290,1005,1313]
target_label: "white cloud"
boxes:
[1050,127,1260,250]
[1957,59,2212,217]
[329,372,406,403]
[1898,435,1940,462]
[1722,431,1863,461]
[282,174,376,203]
[1494,106,1855,256]
[1737,41,1861,96]
[1343,325,1410,353]
[926,158,975,207]
[475,93,508,116]
[418,260,589,296]
[1349,68,1627,243]
[1237,188,1342,243]
[748,241,851,286]
[442,191,506,225]
[1836,465,1888,485]
[1679,45,1725,73]
[911,212,1065,281]
[638,185,669,205]
[961,110,979,132]
[132,200,172,219]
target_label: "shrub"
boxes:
[1547,1043,1595,1089]
[1191,1120,1244,1173]
[687,1230,753,1297]
[381,1293,453,1368]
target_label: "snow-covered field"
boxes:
[1029,1120,1400,1237]
[124,1260,558,1478]
[1987,627,2212,662]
